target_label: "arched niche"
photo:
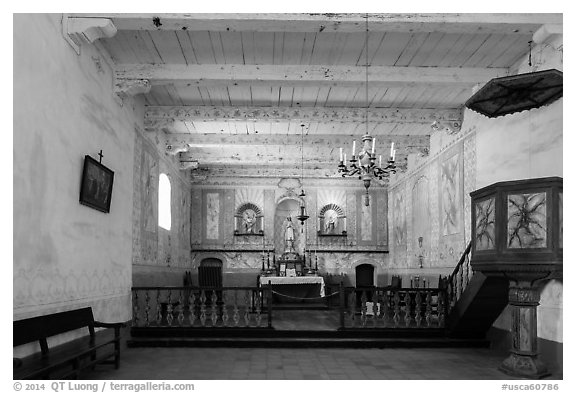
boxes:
[234,202,263,235]
[318,203,346,235]
[274,197,306,255]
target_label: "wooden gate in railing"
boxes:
[131,286,273,328]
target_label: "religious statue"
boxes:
[284,216,295,253]
[242,208,257,234]
[324,210,338,234]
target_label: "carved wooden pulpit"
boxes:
[470,176,562,378]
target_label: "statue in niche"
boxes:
[324,209,338,234]
[284,216,295,253]
[242,208,257,234]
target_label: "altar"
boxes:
[260,276,325,303]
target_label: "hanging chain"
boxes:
[528,40,533,67]
[365,13,369,136]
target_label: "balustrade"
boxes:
[342,286,446,329]
[131,286,270,328]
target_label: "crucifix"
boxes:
[98,150,104,163]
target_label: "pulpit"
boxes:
[470,176,562,379]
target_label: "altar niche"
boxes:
[234,202,263,235]
[274,198,306,255]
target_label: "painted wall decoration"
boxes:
[559,192,562,248]
[507,192,547,248]
[412,176,431,264]
[392,191,406,247]
[205,193,221,240]
[441,152,461,236]
[360,196,373,241]
[140,146,159,263]
[475,197,496,251]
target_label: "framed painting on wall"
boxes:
[79,155,114,213]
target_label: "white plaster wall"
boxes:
[13,14,142,330]
[472,101,562,188]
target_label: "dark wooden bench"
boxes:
[13,307,125,379]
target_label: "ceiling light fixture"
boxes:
[296,124,309,225]
[337,13,396,206]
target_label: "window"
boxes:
[158,173,171,230]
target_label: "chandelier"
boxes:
[337,14,396,206]
[296,124,309,225]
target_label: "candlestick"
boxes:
[390,142,394,158]
[392,149,396,161]
[379,155,382,168]
[352,140,356,156]
[372,137,376,154]
[339,147,343,162]
[344,153,347,163]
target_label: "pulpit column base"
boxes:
[499,352,550,379]
[498,283,550,379]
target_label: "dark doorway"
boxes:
[198,258,223,306]
[198,258,223,288]
[355,263,375,307]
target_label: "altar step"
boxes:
[271,303,329,310]
[127,333,489,349]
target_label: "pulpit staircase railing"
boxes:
[444,241,473,313]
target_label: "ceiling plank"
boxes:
[73,13,561,35]
[116,63,507,88]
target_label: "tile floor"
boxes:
[82,346,562,380]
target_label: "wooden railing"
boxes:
[131,286,272,328]
[444,241,473,312]
[339,285,447,329]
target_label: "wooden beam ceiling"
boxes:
[145,106,462,124]
[116,64,508,89]
[70,13,561,34]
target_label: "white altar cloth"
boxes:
[260,276,325,297]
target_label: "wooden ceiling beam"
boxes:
[70,13,561,35]
[165,133,428,150]
[117,64,507,88]
[145,105,462,125]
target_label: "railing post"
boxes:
[339,281,345,329]
[267,280,273,328]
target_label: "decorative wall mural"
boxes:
[360,196,373,241]
[507,192,547,248]
[141,150,158,233]
[393,191,406,247]
[559,192,563,248]
[412,176,431,264]
[206,193,220,240]
[226,252,262,269]
[441,153,461,236]
[140,147,158,262]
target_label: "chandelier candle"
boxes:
[372,138,376,154]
